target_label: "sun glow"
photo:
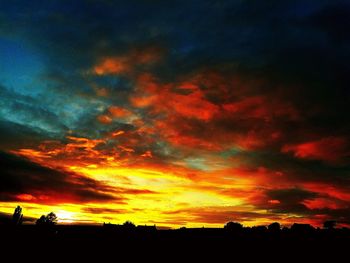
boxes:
[56,210,76,223]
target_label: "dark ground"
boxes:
[1,224,349,261]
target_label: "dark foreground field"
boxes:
[1,225,349,260]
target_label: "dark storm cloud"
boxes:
[265,188,318,214]
[267,188,318,203]
[251,187,350,224]
[0,119,50,150]
[1,0,348,77]
[0,151,121,203]
[232,149,350,189]
[1,0,349,134]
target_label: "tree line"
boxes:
[8,205,342,231]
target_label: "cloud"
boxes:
[249,187,350,225]
[108,106,133,118]
[281,137,349,164]
[97,114,113,124]
[94,57,129,75]
[82,207,128,214]
[163,206,280,225]
[93,46,163,76]
[263,188,319,214]
[0,119,53,151]
[0,151,122,204]
[0,87,68,134]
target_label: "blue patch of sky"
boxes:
[0,37,45,96]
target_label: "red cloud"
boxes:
[131,74,219,121]
[169,89,219,121]
[281,136,349,163]
[127,71,302,151]
[303,198,346,210]
[223,95,299,121]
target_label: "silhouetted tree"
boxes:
[224,222,243,232]
[252,225,267,233]
[268,222,281,232]
[36,215,46,225]
[291,223,314,234]
[12,206,23,226]
[36,212,57,226]
[323,220,336,230]
[122,220,136,230]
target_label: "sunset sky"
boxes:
[1,0,350,228]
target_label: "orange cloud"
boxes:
[169,90,219,121]
[93,47,163,76]
[112,130,125,137]
[97,114,113,124]
[94,57,128,75]
[141,150,153,158]
[281,136,349,163]
[108,106,132,118]
[130,95,157,108]
[118,145,135,153]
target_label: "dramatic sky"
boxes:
[1,0,350,227]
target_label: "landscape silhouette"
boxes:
[1,205,349,260]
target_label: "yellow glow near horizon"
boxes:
[56,210,76,223]
[0,154,294,228]
[0,164,257,228]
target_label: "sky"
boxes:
[0,0,350,228]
